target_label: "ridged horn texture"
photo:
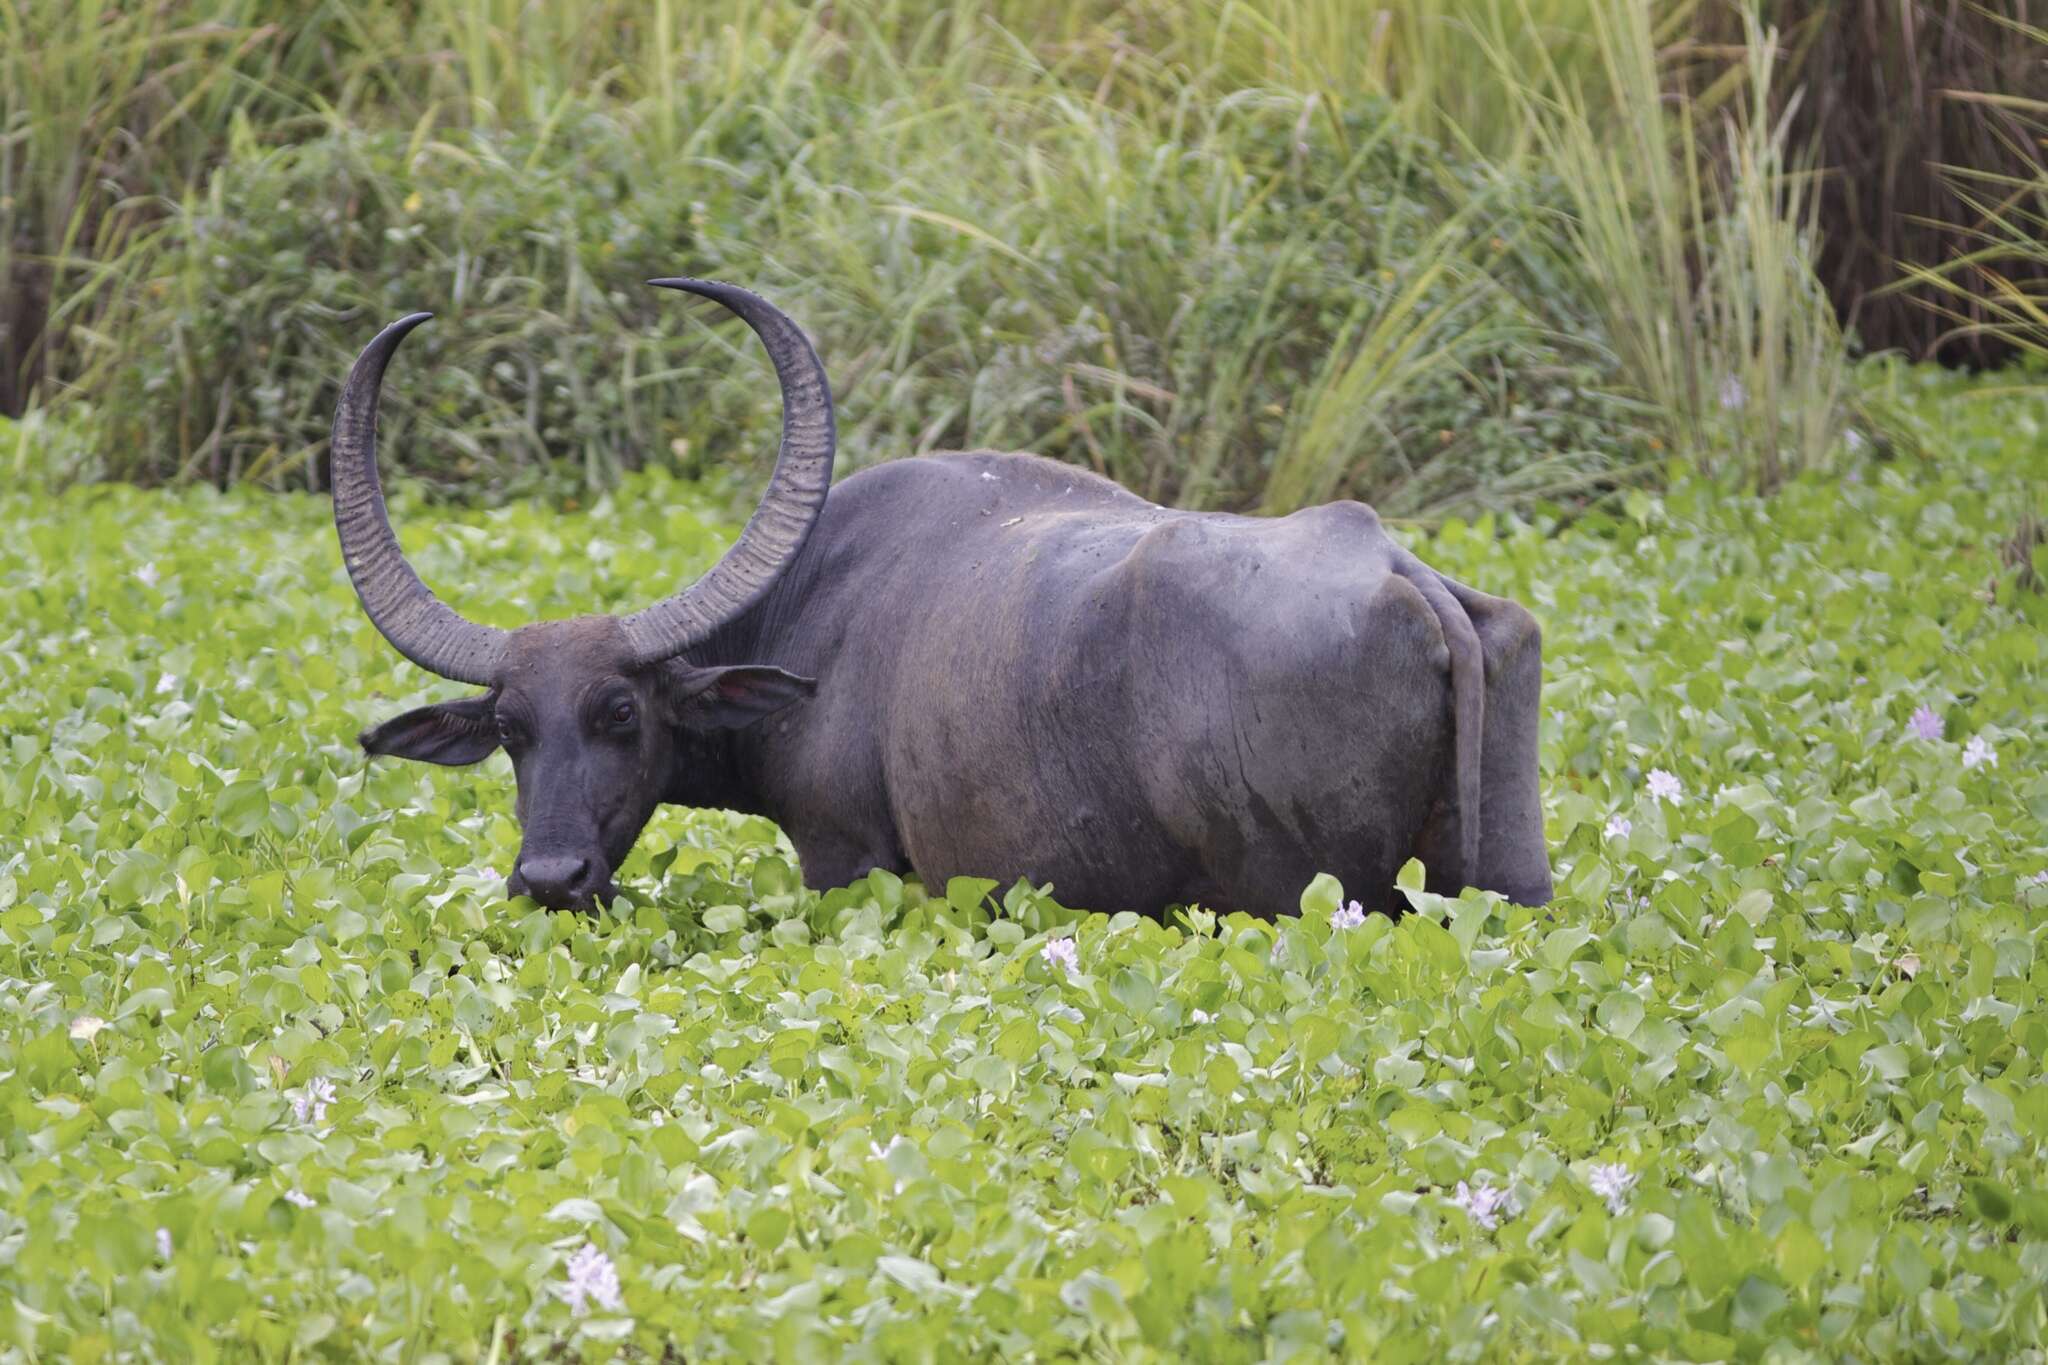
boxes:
[330,312,509,685]
[624,278,837,667]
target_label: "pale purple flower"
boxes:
[562,1242,624,1315]
[1449,1180,1512,1231]
[1586,1163,1638,1214]
[2028,871,2048,888]
[154,672,177,696]
[293,1077,336,1125]
[1331,900,1368,930]
[1646,769,1682,803]
[1962,735,1997,770]
[1718,375,1747,411]
[1041,937,1079,976]
[134,562,160,589]
[283,1189,316,1209]
[1190,1008,1214,1024]
[1908,706,1944,742]
[155,1227,173,1259]
[1604,815,1632,840]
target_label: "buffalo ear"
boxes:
[671,664,816,731]
[360,693,501,766]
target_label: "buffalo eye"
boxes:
[495,713,517,745]
[608,699,637,730]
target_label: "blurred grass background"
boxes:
[2,0,2041,515]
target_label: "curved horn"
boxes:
[330,313,508,685]
[623,279,836,666]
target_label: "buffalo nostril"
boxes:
[515,856,593,905]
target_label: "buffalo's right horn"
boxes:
[330,313,509,685]
[622,279,836,666]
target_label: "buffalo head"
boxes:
[333,281,832,910]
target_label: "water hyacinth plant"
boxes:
[560,1244,625,1317]
[1586,1162,1639,1215]
[291,1078,336,1126]
[0,362,2040,1358]
[0,0,2045,1354]
[1449,1180,1513,1231]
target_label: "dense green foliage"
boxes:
[1707,0,2048,366]
[11,0,1853,507]
[99,98,1639,515]
[5,4,2039,1359]
[1,374,2042,1359]
[1892,6,2048,369]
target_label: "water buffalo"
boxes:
[336,280,1551,917]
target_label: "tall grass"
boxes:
[5,0,1600,420]
[8,0,1858,508]
[1895,9,2048,369]
[0,0,391,414]
[1695,0,2048,366]
[1259,206,1513,511]
[1481,0,1845,490]
[1698,17,1847,490]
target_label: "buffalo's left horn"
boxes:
[622,279,836,666]
[330,313,510,685]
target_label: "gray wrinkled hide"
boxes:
[695,450,1551,918]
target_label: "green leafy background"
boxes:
[1,372,2044,1359]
